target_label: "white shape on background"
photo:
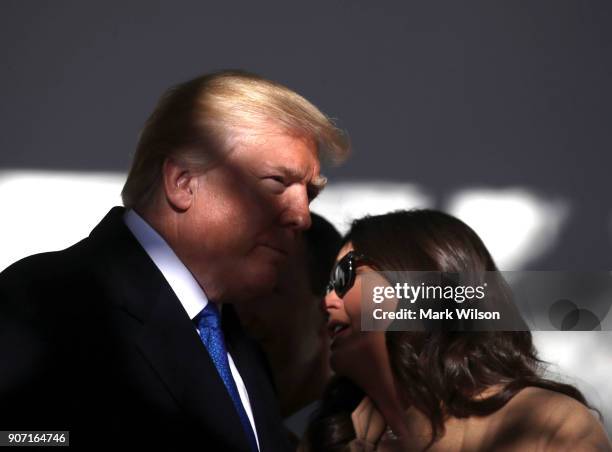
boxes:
[310,182,433,234]
[0,170,125,271]
[446,188,570,270]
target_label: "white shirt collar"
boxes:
[123,209,208,320]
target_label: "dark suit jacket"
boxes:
[0,207,293,451]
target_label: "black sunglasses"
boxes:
[326,251,369,298]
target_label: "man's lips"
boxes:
[258,243,289,256]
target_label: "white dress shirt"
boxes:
[124,209,260,450]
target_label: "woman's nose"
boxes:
[325,290,343,311]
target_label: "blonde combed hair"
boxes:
[121,70,349,209]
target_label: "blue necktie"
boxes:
[195,303,259,452]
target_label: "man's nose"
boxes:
[279,187,312,231]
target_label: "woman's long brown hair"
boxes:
[304,209,594,451]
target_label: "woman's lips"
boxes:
[328,321,350,346]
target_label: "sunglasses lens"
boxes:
[331,254,352,298]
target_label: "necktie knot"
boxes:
[196,302,221,330]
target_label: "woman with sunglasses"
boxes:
[302,209,610,451]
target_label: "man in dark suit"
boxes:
[0,70,349,450]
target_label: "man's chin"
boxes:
[234,264,280,300]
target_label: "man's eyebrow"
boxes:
[266,165,303,180]
[307,175,327,200]
[269,165,327,190]
[311,175,328,190]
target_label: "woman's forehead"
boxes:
[336,242,354,261]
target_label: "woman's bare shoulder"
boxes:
[505,387,612,451]
[508,386,593,417]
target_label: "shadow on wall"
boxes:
[0,170,610,434]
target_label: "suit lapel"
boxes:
[136,294,252,451]
[223,306,291,452]
[89,207,253,452]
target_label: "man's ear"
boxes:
[162,158,198,211]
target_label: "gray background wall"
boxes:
[2,0,611,269]
[1,0,611,434]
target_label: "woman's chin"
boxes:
[329,334,391,385]
[329,347,358,380]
